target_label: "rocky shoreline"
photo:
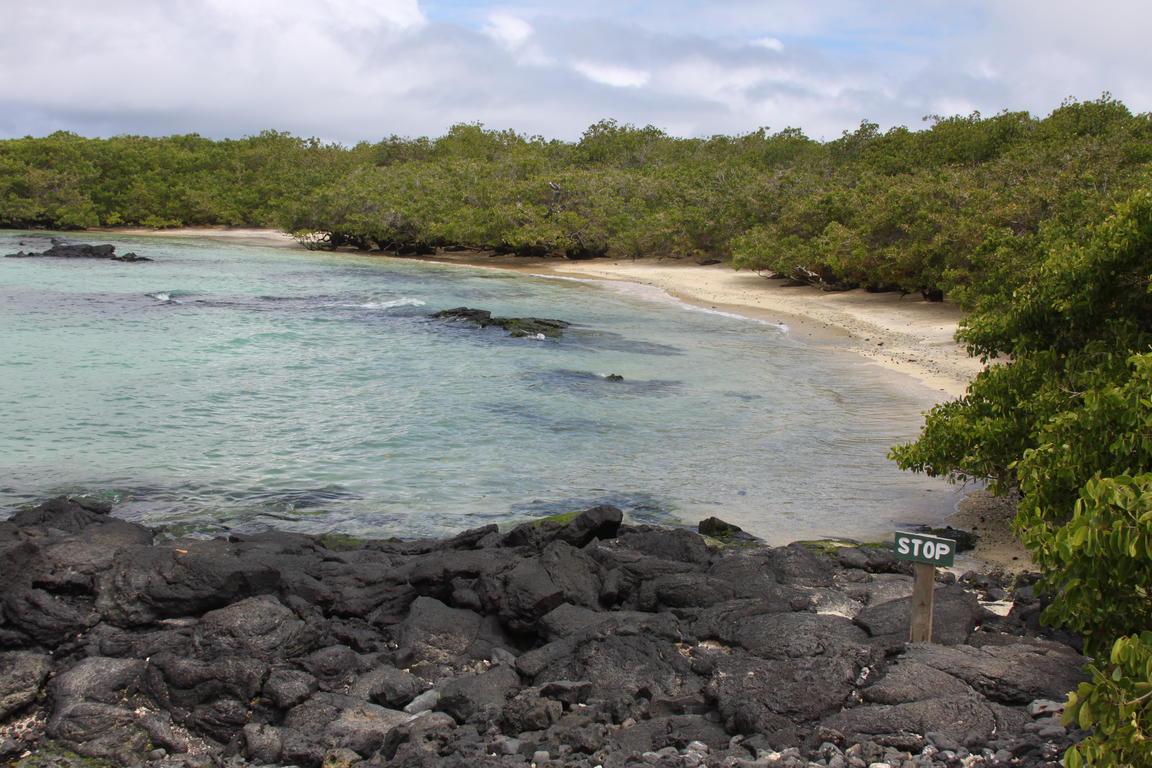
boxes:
[0,497,1087,768]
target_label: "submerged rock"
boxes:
[698,516,761,544]
[0,494,1089,767]
[431,306,570,337]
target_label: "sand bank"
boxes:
[571,263,984,397]
[95,226,299,248]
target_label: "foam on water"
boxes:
[0,231,961,542]
[535,272,790,330]
[349,297,427,309]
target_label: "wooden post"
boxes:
[894,531,953,644]
[909,562,936,643]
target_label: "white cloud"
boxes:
[483,13,534,47]
[0,0,1149,143]
[572,61,651,88]
[203,0,426,32]
[658,58,767,109]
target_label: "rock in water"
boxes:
[698,516,761,543]
[431,307,570,337]
[4,242,151,261]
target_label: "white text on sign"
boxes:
[893,531,956,567]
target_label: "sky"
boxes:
[1,0,1148,144]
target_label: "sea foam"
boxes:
[353,297,426,309]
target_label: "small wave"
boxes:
[146,292,181,304]
[351,297,427,309]
[683,304,788,330]
[550,277,788,331]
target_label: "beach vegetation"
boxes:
[892,190,1152,764]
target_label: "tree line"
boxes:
[4,95,1152,763]
[3,96,1150,306]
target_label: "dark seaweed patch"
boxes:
[521,369,681,397]
[480,400,614,434]
[562,328,685,356]
[723,391,765,401]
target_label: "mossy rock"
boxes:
[431,307,571,338]
[499,317,570,338]
[531,509,584,527]
[701,534,764,549]
[697,516,761,546]
[498,509,585,532]
[317,532,365,550]
[10,744,120,768]
[794,538,865,557]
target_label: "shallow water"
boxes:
[0,231,960,542]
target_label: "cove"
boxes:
[0,231,959,542]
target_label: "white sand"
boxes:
[537,260,983,398]
[96,226,300,248]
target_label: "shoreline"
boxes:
[90,225,301,248]
[0,497,1081,766]
[90,227,1031,572]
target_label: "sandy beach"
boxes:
[100,227,1029,571]
[94,226,301,249]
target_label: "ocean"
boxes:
[0,231,960,542]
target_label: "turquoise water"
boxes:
[0,231,959,542]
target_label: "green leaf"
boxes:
[1078,699,1095,731]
